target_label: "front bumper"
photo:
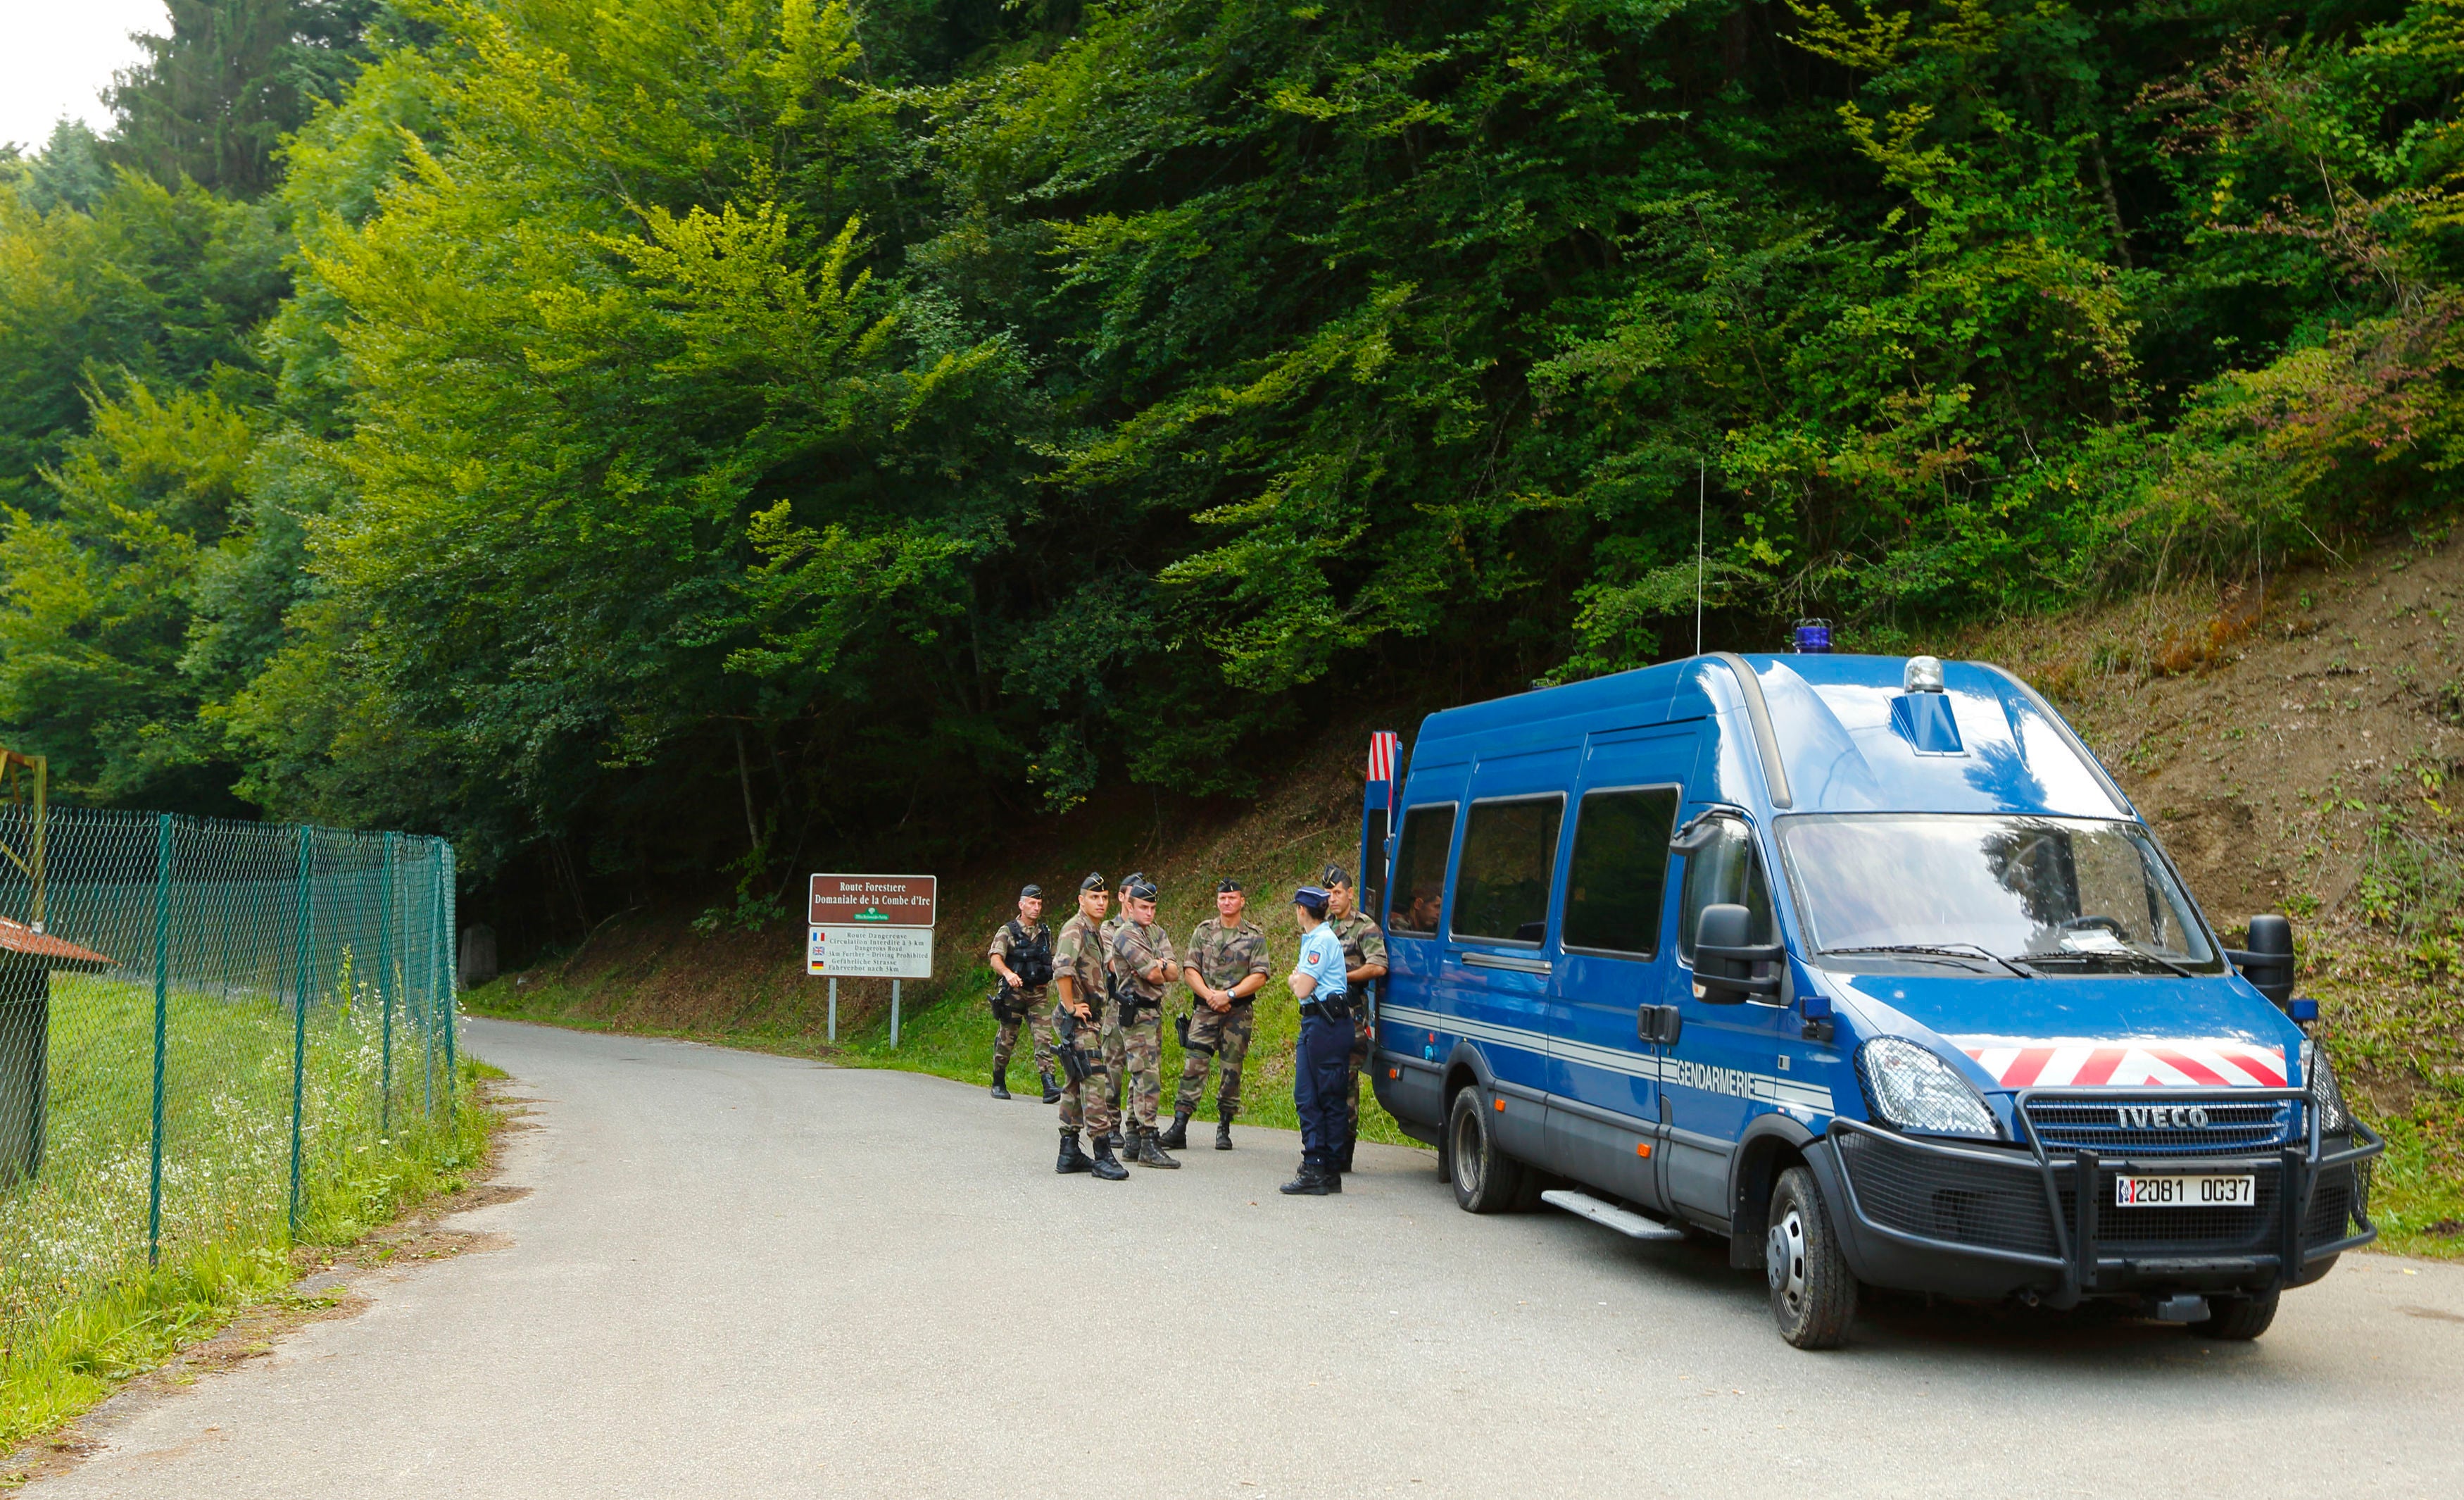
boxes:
[1808,1093,2382,1308]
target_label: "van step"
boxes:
[1540,1190,1685,1241]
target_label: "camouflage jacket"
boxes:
[1327,912,1388,975]
[987,919,1052,999]
[1184,917,1269,999]
[1052,913,1109,1008]
[1109,919,1180,1004]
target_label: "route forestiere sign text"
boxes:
[807,874,936,979]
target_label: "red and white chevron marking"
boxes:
[1366,730,1398,784]
[1958,1039,2287,1089]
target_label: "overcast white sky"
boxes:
[0,0,169,154]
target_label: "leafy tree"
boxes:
[108,0,382,198]
[0,171,286,506]
[2,0,2459,932]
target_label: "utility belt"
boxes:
[1114,992,1164,1025]
[1300,997,1352,1022]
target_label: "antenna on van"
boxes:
[1694,461,1705,656]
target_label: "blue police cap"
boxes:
[1293,885,1330,913]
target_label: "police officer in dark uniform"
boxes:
[1282,885,1352,1196]
[1321,865,1388,1172]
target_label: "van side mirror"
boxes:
[2225,914,2296,1009]
[1693,904,1781,1004]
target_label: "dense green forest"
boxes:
[1,0,2458,939]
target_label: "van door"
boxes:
[1542,726,1695,1211]
[1661,809,1791,1225]
[1373,796,1460,1134]
[1438,747,1573,1162]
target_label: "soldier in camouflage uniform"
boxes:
[1050,873,1127,1180]
[1108,877,1182,1168]
[1163,877,1270,1152]
[986,884,1060,1102]
[1322,865,1389,1175]
[1093,871,1147,1151]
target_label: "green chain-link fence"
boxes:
[0,806,456,1352]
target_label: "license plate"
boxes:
[2113,1174,2255,1208]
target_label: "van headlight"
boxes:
[2301,1040,2351,1135]
[1856,1037,1999,1137]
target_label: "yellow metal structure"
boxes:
[0,748,46,931]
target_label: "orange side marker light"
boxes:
[1636,1142,1652,1158]
[1494,1098,1505,1112]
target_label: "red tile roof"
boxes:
[0,915,113,970]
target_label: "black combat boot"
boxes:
[1106,1122,1126,1151]
[1157,1110,1191,1151]
[1133,1126,1181,1169]
[1039,1070,1062,1104]
[1088,1134,1129,1182]
[1057,1130,1093,1175]
[1215,1107,1234,1151]
[991,1065,1011,1100]
[1278,1161,1329,1196]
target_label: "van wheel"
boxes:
[2190,1289,2278,1341]
[1447,1087,1526,1214]
[1766,1166,1856,1349]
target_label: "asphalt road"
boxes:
[38,1017,2464,1499]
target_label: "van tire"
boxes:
[1447,1087,1526,1214]
[2190,1289,2278,1341]
[1766,1165,1856,1349]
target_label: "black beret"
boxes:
[1125,877,1159,901]
[1216,877,1243,893]
[1322,864,1353,888]
[1118,870,1148,891]
[1019,884,1043,900]
[1079,872,1106,892]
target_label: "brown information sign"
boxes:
[808,874,937,928]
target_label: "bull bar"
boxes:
[1818,1084,2384,1308]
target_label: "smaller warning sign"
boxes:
[807,925,934,980]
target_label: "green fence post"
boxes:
[442,843,456,1108]
[379,831,395,1137]
[422,844,436,1118]
[288,825,313,1242]
[146,813,170,1267]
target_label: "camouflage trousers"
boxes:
[1053,1006,1115,1137]
[1174,1001,1255,1118]
[991,989,1058,1074]
[1116,1009,1165,1128]
[1102,1010,1127,1116]
[1341,1015,1371,1154]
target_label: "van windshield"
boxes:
[1776,815,2220,974]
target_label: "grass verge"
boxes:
[0,1054,499,1447]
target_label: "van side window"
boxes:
[1450,796,1563,945]
[1678,816,1775,961]
[1562,788,1679,957]
[1388,804,1457,936]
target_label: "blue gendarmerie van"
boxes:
[1360,651,2382,1349]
